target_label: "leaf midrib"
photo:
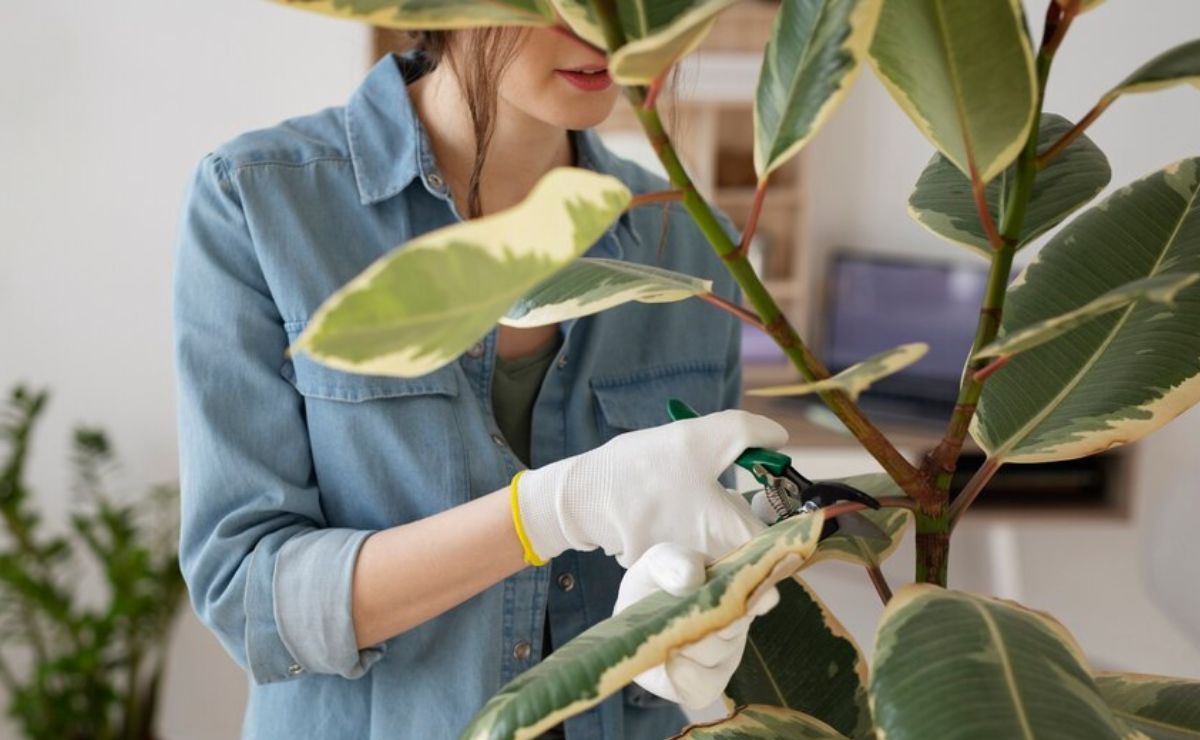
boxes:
[762,0,839,163]
[972,600,1035,740]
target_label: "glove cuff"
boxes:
[513,462,573,564]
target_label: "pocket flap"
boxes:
[590,360,726,430]
[281,325,459,402]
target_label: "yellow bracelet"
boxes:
[509,470,547,567]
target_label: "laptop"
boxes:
[778,252,992,431]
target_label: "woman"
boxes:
[172,20,784,740]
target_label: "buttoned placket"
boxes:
[412,106,631,736]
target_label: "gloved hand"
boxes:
[512,409,788,568]
[613,541,781,708]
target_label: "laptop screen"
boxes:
[821,254,990,406]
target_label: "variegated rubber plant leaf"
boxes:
[269,0,556,28]
[460,511,826,740]
[753,0,883,179]
[972,158,1200,463]
[747,343,928,401]
[871,586,1127,739]
[288,167,630,378]
[606,0,742,84]
[909,113,1112,258]
[868,0,1037,184]
[1094,673,1200,738]
[1106,39,1200,100]
[672,704,849,739]
[725,577,871,738]
[809,474,910,568]
[500,258,712,327]
[974,273,1200,363]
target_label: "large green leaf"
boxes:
[607,0,741,84]
[974,273,1200,362]
[1095,673,1200,739]
[726,577,871,738]
[288,167,630,378]
[673,705,850,739]
[972,158,1200,463]
[1110,39,1200,98]
[550,0,607,49]
[460,511,826,740]
[871,586,1126,740]
[500,258,711,327]
[753,0,882,178]
[909,113,1112,258]
[810,474,910,568]
[269,0,556,28]
[868,0,1037,183]
[746,343,928,400]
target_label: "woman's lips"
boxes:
[555,68,613,91]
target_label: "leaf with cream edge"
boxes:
[672,705,849,739]
[549,0,607,49]
[909,113,1112,258]
[747,343,928,400]
[459,511,826,740]
[606,0,742,85]
[753,0,883,179]
[500,258,712,327]
[871,586,1127,740]
[268,0,555,28]
[972,158,1200,464]
[1094,673,1200,739]
[868,0,1037,183]
[288,168,630,378]
[974,273,1200,362]
[809,474,910,568]
[1108,39,1200,99]
[725,577,871,738]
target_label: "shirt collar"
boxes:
[344,51,642,250]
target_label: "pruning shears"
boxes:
[666,399,887,542]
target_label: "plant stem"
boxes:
[866,565,893,605]
[628,189,684,209]
[1037,96,1113,168]
[948,457,1002,528]
[615,88,927,506]
[918,1,1072,585]
[698,292,764,330]
[736,178,770,259]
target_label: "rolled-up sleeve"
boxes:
[172,153,386,685]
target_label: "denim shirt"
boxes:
[172,50,744,740]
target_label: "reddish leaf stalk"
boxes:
[698,292,764,331]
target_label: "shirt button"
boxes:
[428,172,444,189]
[467,342,484,358]
[287,663,304,676]
[491,433,507,448]
[557,573,575,591]
[556,354,569,369]
[512,640,532,661]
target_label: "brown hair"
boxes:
[409,28,528,220]
[408,27,688,255]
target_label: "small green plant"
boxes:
[0,385,186,740]
[275,1,1200,737]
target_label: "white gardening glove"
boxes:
[613,542,781,709]
[513,409,788,568]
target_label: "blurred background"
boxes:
[2,1,1198,737]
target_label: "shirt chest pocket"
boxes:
[280,327,468,527]
[589,360,728,441]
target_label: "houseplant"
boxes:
[275,0,1200,737]
[0,385,186,739]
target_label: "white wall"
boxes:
[0,2,369,738]
[1,2,1198,739]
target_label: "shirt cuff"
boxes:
[270,528,387,680]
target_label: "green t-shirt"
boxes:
[490,330,563,467]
